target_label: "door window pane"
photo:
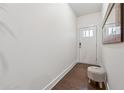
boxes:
[82,29,94,37]
[89,30,93,37]
[86,30,89,37]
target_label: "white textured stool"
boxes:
[87,66,106,88]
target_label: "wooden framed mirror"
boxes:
[102,3,124,44]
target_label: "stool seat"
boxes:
[87,66,106,88]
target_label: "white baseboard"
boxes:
[106,82,110,90]
[42,62,76,90]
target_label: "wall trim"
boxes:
[42,62,76,90]
[107,82,110,90]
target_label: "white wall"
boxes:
[0,4,77,89]
[102,3,124,89]
[102,3,109,19]
[77,12,102,65]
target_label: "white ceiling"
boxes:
[69,3,102,17]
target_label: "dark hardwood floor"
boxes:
[52,63,106,90]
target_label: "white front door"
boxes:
[79,26,97,65]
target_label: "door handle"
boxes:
[79,42,81,48]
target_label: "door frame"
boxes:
[78,25,97,65]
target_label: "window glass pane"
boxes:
[86,30,89,37]
[108,27,113,35]
[112,27,116,35]
[115,26,120,35]
[108,26,120,36]
[89,30,93,37]
[80,26,96,38]
[83,31,86,37]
